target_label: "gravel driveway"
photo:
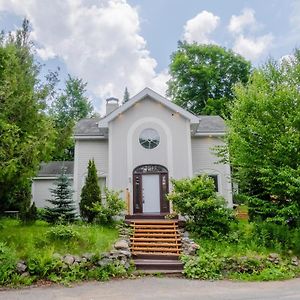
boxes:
[1,277,300,300]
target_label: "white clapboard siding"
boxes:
[191,136,233,207]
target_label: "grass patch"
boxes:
[0,218,118,259]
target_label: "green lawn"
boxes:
[0,218,118,259]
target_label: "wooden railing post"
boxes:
[125,188,130,215]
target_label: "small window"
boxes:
[139,128,160,149]
[208,175,219,192]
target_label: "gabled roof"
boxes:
[98,87,200,128]
[74,117,107,136]
[36,161,74,177]
[196,116,226,133]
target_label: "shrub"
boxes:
[90,189,125,225]
[0,242,17,285]
[46,225,81,241]
[80,159,102,222]
[20,202,38,224]
[168,175,235,237]
[182,253,222,279]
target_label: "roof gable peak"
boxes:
[98,87,199,128]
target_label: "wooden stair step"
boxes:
[134,228,177,234]
[131,242,181,247]
[132,252,180,257]
[131,224,178,229]
[133,234,180,238]
[131,237,181,242]
[134,259,183,271]
[131,247,180,252]
[132,220,177,224]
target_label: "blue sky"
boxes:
[0,0,299,113]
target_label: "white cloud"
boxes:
[233,34,273,60]
[36,47,56,60]
[0,0,168,112]
[183,11,220,44]
[228,8,273,61]
[228,8,256,34]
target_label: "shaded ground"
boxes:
[1,277,300,300]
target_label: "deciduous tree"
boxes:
[226,52,300,227]
[167,42,251,117]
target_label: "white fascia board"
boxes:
[74,135,107,140]
[33,176,74,180]
[194,132,226,137]
[98,87,200,127]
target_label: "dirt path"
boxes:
[1,277,300,300]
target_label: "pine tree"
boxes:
[80,159,101,222]
[122,87,130,104]
[44,167,77,224]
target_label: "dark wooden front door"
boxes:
[133,165,169,214]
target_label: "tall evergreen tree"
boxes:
[80,159,101,222]
[44,167,77,224]
[122,87,130,104]
[0,19,56,212]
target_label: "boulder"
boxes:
[16,261,27,274]
[82,253,93,260]
[268,253,280,264]
[63,254,75,266]
[291,256,299,266]
[114,239,129,250]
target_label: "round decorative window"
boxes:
[139,128,160,149]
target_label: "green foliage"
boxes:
[0,19,56,212]
[168,175,235,237]
[50,74,94,160]
[167,42,251,116]
[226,51,300,226]
[182,252,222,279]
[20,202,38,224]
[253,223,300,255]
[80,159,102,222]
[90,189,125,225]
[0,242,17,285]
[44,167,77,224]
[182,222,300,281]
[46,225,81,241]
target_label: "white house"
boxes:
[32,87,233,217]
